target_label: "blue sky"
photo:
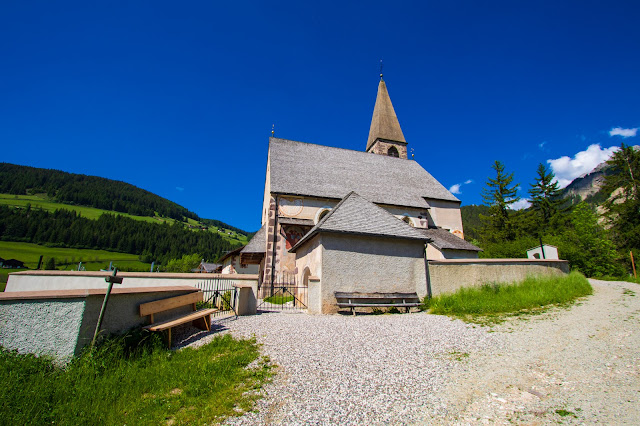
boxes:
[1,1,638,231]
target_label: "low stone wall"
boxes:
[0,287,198,360]
[427,259,570,296]
[6,270,259,293]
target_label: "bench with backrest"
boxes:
[334,292,421,315]
[139,291,218,347]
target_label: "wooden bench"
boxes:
[334,292,421,316]
[139,291,218,347]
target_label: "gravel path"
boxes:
[177,278,640,425]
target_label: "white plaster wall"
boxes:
[426,244,444,260]
[428,259,570,296]
[0,299,85,361]
[320,234,427,313]
[527,246,559,260]
[425,199,464,235]
[293,236,324,314]
[6,272,258,292]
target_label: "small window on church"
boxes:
[316,208,330,224]
[388,146,399,157]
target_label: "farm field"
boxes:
[0,241,152,284]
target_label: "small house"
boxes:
[527,244,559,260]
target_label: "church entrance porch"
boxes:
[257,272,308,312]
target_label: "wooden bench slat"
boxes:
[143,308,218,331]
[334,292,419,299]
[139,291,203,316]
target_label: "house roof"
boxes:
[366,78,406,151]
[419,228,482,252]
[526,244,558,252]
[290,192,430,252]
[269,138,459,208]
[197,262,221,273]
[217,245,244,263]
[241,225,266,254]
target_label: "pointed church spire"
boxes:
[366,78,408,158]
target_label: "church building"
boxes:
[239,76,480,311]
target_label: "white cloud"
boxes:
[449,179,474,195]
[609,127,638,138]
[547,144,618,188]
[539,141,547,149]
[176,186,185,191]
[510,198,531,210]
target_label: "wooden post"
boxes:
[631,251,637,279]
[92,269,123,347]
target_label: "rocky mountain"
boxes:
[561,145,639,204]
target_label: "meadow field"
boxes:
[0,241,153,289]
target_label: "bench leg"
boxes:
[167,328,172,349]
[352,307,356,316]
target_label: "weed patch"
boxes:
[422,272,592,323]
[0,332,271,424]
[263,294,294,305]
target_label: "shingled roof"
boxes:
[290,192,430,252]
[241,225,266,254]
[419,228,482,252]
[269,138,459,208]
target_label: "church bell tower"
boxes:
[366,75,408,159]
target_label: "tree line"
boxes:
[472,143,639,278]
[0,163,199,221]
[0,206,240,265]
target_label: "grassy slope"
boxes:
[424,271,593,322]
[0,193,249,245]
[0,334,272,424]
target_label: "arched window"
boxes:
[388,146,399,157]
[315,208,331,224]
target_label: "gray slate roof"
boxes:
[419,228,482,252]
[269,138,459,209]
[290,192,430,252]
[241,225,266,254]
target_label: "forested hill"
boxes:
[0,163,197,221]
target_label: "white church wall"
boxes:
[293,235,324,314]
[320,234,427,313]
[425,199,465,237]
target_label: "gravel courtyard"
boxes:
[181,279,640,425]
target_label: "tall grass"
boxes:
[0,331,271,425]
[423,271,593,319]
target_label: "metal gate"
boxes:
[258,272,308,311]
[196,278,239,318]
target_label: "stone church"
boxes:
[238,76,480,311]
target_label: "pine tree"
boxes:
[528,163,568,232]
[480,160,520,242]
[602,143,640,252]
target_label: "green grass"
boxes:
[423,271,593,322]
[0,193,162,223]
[0,193,250,246]
[263,294,294,305]
[594,275,640,284]
[0,241,152,272]
[0,332,271,425]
